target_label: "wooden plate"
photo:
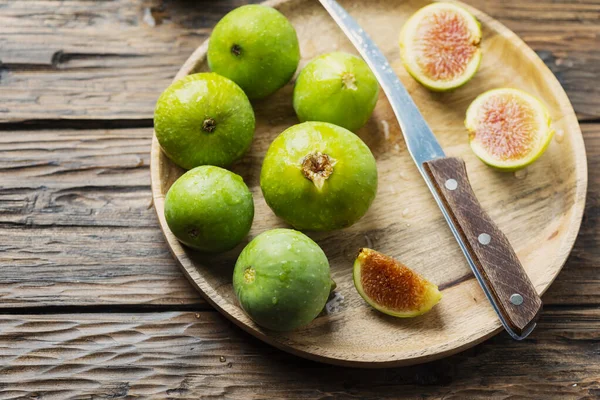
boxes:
[150,0,587,367]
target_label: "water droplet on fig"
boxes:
[381,119,390,140]
[555,129,565,143]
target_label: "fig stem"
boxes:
[244,267,256,284]
[301,152,336,191]
[341,72,357,90]
[202,118,216,133]
[231,44,242,57]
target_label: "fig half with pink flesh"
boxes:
[399,3,482,91]
[465,88,554,170]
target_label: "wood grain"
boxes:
[0,0,599,122]
[0,310,597,399]
[0,0,261,123]
[152,0,587,366]
[0,128,202,307]
[0,0,597,395]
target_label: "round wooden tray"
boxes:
[150,0,587,367]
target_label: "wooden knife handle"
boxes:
[423,157,542,337]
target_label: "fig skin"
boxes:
[293,52,380,132]
[154,73,255,169]
[164,166,254,253]
[233,229,332,331]
[207,5,300,99]
[353,248,441,317]
[260,121,378,231]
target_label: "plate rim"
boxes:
[150,0,588,367]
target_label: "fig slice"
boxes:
[399,3,482,91]
[353,248,441,317]
[465,88,554,170]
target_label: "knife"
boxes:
[318,0,542,340]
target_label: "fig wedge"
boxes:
[353,248,441,317]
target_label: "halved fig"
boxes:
[465,88,554,170]
[399,3,482,91]
[353,248,441,317]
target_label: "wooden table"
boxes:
[0,0,598,398]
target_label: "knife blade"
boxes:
[318,0,542,340]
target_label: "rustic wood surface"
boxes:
[151,0,586,366]
[0,309,597,399]
[1,0,599,122]
[0,0,598,396]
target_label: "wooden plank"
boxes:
[0,0,599,122]
[0,309,597,398]
[544,121,600,306]
[0,127,202,307]
[0,0,259,123]
[0,125,597,308]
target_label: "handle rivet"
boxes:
[510,293,524,305]
[445,179,458,191]
[478,233,491,245]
